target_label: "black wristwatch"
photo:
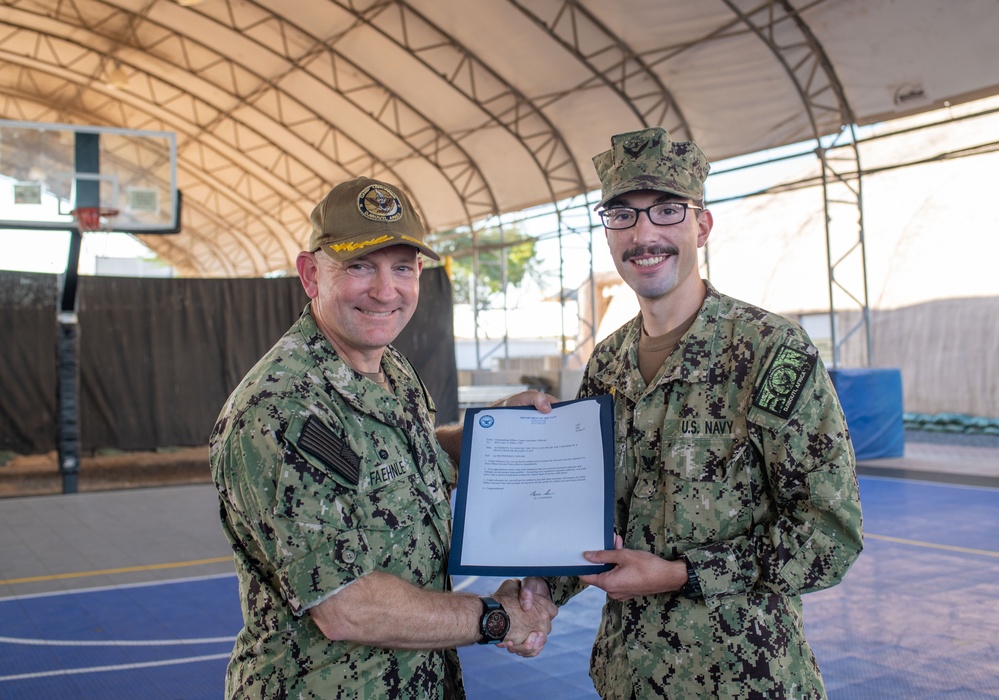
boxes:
[477,596,510,644]
[680,557,703,600]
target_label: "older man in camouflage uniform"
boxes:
[210,177,556,699]
[530,128,863,698]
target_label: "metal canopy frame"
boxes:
[4,0,999,369]
[451,0,872,371]
[722,0,870,365]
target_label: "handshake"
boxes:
[486,576,559,658]
[477,532,672,658]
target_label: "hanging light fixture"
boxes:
[106,61,129,89]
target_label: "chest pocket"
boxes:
[355,472,447,588]
[659,437,755,547]
[273,454,355,528]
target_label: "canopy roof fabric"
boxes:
[2,0,997,277]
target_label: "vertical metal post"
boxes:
[57,131,99,494]
[56,301,81,494]
[471,228,482,370]
[500,225,509,367]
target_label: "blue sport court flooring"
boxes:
[1,446,997,698]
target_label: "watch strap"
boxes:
[477,596,510,645]
[680,557,703,600]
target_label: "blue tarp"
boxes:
[829,368,905,460]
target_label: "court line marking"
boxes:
[0,556,233,586]
[4,529,996,593]
[452,576,478,591]
[0,572,237,602]
[0,532,993,683]
[2,528,994,599]
[859,473,999,492]
[0,635,235,647]
[865,533,999,558]
[0,652,231,682]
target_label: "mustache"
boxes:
[621,244,679,264]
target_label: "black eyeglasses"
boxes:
[598,202,703,230]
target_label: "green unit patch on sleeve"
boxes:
[753,344,817,419]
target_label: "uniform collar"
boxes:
[592,281,723,401]
[296,305,414,429]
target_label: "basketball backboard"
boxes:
[0,120,179,233]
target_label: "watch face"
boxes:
[484,610,509,639]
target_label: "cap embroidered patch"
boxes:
[753,344,817,419]
[357,184,403,223]
[623,132,651,156]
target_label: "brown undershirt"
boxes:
[637,308,700,385]
[323,330,391,391]
[357,369,390,392]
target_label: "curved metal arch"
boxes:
[156,0,499,227]
[0,85,244,278]
[0,82,256,272]
[0,16,308,272]
[0,59,288,276]
[334,0,589,200]
[3,0,484,271]
[64,2,418,225]
[140,232,219,278]
[329,0,593,369]
[165,167,283,277]
[721,0,871,367]
[479,0,674,366]
[508,0,694,139]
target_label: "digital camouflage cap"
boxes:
[593,127,711,208]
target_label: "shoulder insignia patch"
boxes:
[297,415,361,485]
[753,344,817,419]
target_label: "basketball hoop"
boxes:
[70,207,120,233]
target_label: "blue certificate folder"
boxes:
[448,395,615,577]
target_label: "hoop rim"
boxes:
[69,206,121,233]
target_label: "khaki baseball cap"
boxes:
[592,127,711,208]
[308,177,441,262]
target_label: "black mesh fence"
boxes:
[0,269,457,455]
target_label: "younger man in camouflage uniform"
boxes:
[532,128,864,698]
[210,177,557,699]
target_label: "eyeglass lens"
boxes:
[599,203,695,229]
